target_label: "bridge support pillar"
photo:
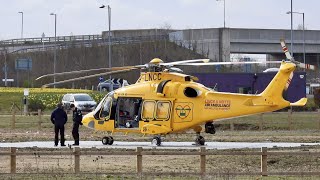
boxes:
[219,28,230,62]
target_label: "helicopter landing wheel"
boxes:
[195,135,205,146]
[102,136,109,145]
[151,136,162,146]
[108,136,114,145]
[102,136,114,145]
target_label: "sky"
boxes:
[0,0,318,40]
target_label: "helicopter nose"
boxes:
[82,113,95,129]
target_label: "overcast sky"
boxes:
[0,0,318,40]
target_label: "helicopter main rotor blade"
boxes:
[162,59,210,66]
[36,66,135,80]
[176,61,285,66]
[280,39,316,70]
[42,68,136,88]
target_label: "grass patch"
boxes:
[0,88,106,114]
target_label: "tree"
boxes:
[296,24,307,30]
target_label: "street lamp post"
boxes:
[302,13,305,69]
[2,49,8,87]
[50,13,57,88]
[100,5,112,79]
[287,11,305,70]
[290,0,293,57]
[216,0,226,28]
[18,12,23,38]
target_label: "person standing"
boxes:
[70,104,83,145]
[51,103,68,146]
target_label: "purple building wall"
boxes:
[194,72,306,102]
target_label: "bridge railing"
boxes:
[0,34,102,46]
[0,34,168,47]
[0,35,169,54]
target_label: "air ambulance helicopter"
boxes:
[37,40,315,146]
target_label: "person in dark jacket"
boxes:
[51,103,68,146]
[70,104,83,145]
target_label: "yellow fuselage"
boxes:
[82,62,305,135]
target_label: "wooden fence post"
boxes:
[74,147,80,174]
[136,147,142,174]
[318,109,320,130]
[10,147,16,174]
[200,147,206,176]
[261,147,267,176]
[38,109,42,130]
[11,108,16,129]
[230,122,234,131]
[259,113,263,131]
[288,108,292,130]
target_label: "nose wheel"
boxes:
[151,136,162,146]
[102,136,114,145]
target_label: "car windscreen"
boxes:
[74,95,93,101]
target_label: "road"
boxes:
[0,141,319,149]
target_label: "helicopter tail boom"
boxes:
[260,61,306,107]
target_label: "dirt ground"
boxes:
[1,128,320,178]
[1,115,320,179]
[0,146,320,178]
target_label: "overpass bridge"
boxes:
[2,28,320,66]
[169,28,320,65]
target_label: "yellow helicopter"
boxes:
[37,40,314,146]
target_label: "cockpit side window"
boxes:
[100,97,112,119]
[93,91,115,120]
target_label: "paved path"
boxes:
[0,141,319,150]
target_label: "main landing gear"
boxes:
[195,133,205,146]
[102,136,114,145]
[205,122,216,134]
[151,135,162,146]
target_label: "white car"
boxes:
[97,78,129,91]
[62,93,97,112]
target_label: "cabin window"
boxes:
[141,100,156,121]
[155,101,171,120]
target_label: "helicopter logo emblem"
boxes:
[175,105,191,119]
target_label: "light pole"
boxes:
[41,32,45,50]
[290,0,293,57]
[50,13,57,88]
[216,0,226,28]
[18,12,23,38]
[100,4,112,79]
[287,11,305,69]
[2,49,8,87]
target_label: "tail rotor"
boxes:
[280,39,316,70]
